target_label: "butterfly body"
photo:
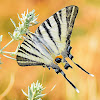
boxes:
[16,5,94,93]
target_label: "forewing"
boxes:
[35,5,78,54]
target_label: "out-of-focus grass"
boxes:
[86,0,100,6]
[0,0,100,100]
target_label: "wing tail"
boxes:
[60,70,79,93]
[52,66,79,93]
[72,60,94,77]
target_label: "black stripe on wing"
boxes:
[17,50,27,55]
[19,46,41,58]
[69,6,78,28]
[19,63,44,66]
[22,42,31,48]
[53,13,61,40]
[37,27,43,37]
[17,55,44,66]
[17,62,44,66]
[26,33,42,44]
[66,7,72,27]
[26,34,32,39]
[24,40,39,52]
[66,6,78,40]
[46,19,52,27]
[23,39,51,59]
[42,22,58,50]
[58,10,62,21]
[17,55,37,62]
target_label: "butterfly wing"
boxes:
[35,5,78,54]
[17,5,78,67]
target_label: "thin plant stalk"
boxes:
[1,39,14,51]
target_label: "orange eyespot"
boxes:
[55,55,63,63]
[55,55,63,59]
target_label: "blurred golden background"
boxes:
[0,0,100,100]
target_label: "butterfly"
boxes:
[16,5,94,93]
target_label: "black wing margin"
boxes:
[66,5,78,40]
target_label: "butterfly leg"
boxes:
[51,63,79,93]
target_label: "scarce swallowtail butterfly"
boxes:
[16,5,94,93]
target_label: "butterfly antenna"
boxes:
[55,68,79,93]
[72,60,94,77]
